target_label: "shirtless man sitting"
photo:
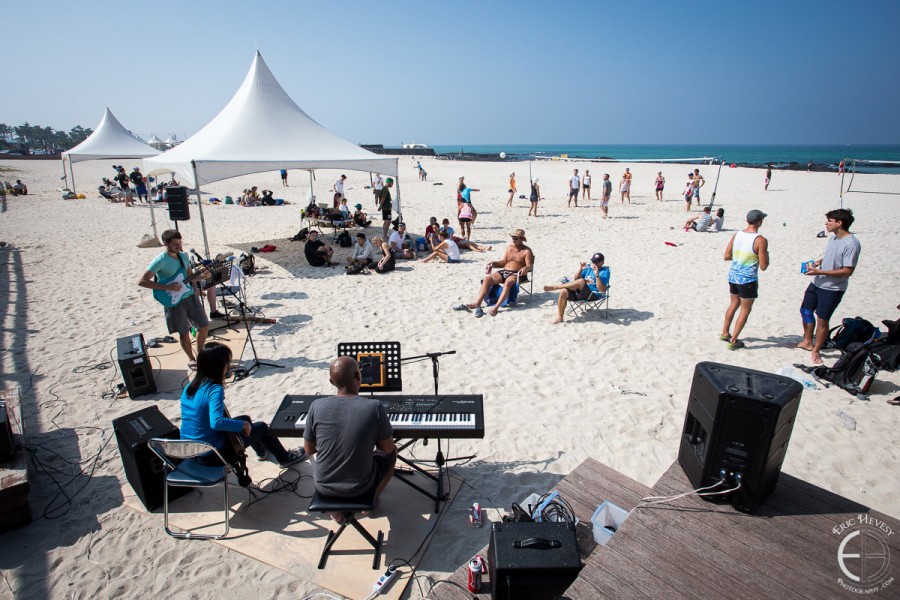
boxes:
[453,228,534,317]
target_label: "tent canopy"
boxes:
[144,52,397,187]
[62,108,160,164]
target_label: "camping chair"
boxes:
[308,485,383,569]
[484,264,534,308]
[147,438,234,540]
[566,286,610,320]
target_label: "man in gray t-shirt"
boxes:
[304,357,396,500]
[798,209,862,365]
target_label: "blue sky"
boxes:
[6,0,899,145]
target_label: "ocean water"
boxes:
[430,144,900,169]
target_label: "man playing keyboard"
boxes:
[303,357,396,519]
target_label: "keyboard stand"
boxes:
[392,438,448,513]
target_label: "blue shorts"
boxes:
[801,283,845,322]
[692,187,700,197]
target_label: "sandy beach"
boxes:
[0,156,898,599]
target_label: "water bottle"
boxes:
[190,326,196,338]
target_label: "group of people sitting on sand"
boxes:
[2,180,27,196]
[682,206,725,232]
[239,186,284,207]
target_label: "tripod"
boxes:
[215,280,282,379]
[397,350,475,512]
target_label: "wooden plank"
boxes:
[649,463,840,599]
[0,387,31,531]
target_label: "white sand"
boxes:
[0,157,897,598]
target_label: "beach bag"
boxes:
[291,227,309,241]
[826,317,877,350]
[337,230,352,248]
[811,342,875,397]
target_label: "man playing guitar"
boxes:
[138,229,210,369]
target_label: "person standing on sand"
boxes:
[568,169,581,207]
[655,172,665,201]
[808,160,813,172]
[333,174,347,208]
[529,178,540,217]
[620,168,632,203]
[373,173,384,208]
[582,170,592,201]
[507,172,516,207]
[720,210,769,351]
[378,178,394,239]
[797,209,861,365]
[600,174,611,219]
[765,165,772,191]
[692,168,705,205]
[280,169,288,187]
[683,173,694,212]
[137,229,210,369]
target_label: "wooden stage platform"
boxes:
[430,459,899,599]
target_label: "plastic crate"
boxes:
[591,501,629,546]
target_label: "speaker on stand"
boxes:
[113,405,189,511]
[165,186,190,222]
[678,361,802,513]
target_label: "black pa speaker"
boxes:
[112,405,188,510]
[678,362,802,513]
[116,334,156,399]
[488,521,582,600]
[165,186,190,221]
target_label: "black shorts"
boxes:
[569,188,579,198]
[728,281,759,299]
[801,283,845,321]
[583,184,590,190]
[382,208,392,220]
[567,286,596,301]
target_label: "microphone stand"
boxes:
[216,281,282,379]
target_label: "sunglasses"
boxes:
[511,236,522,240]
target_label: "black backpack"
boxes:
[239,252,255,276]
[827,317,877,350]
[337,230,352,248]
[811,342,876,397]
[290,227,309,241]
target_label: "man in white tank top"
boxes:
[720,210,769,350]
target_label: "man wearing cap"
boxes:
[543,253,610,324]
[333,174,347,208]
[797,208,861,365]
[453,229,534,317]
[379,178,394,239]
[352,203,371,228]
[568,169,581,208]
[388,223,416,260]
[720,210,769,350]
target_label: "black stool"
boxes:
[308,486,383,569]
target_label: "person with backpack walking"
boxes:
[720,210,769,350]
[797,209,862,365]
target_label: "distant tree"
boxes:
[68,125,92,145]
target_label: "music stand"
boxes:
[201,258,240,336]
[336,342,402,392]
[218,280,282,379]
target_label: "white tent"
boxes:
[144,52,399,257]
[61,108,160,194]
[147,134,166,149]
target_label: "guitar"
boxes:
[152,270,195,308]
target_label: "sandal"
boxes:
[718,333,731,342]
[727,340,745,351]
[888,397,900,406]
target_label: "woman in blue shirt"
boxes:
[181,343,305,467]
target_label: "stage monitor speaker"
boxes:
[678,361,802,513]
[487,521,582,600]
[112,405,188,511]
[165,186,190,221]
[116,334,157,399]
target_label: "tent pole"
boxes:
[191,161,211,258]
[308,169,315,205]
[839,157,847,209]
[61,157,68,190]
[147,179,160,243]
[69,160,77,194]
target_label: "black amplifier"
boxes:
[488,521,582,600]
[116,333,156,399]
